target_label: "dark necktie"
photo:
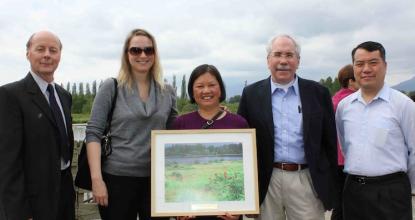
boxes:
[47,84,70,163]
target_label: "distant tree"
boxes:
[172,75,177,94]
[92,80,97,96]
[180,75,187,99]
[181,103,197,114]
[72,95,86,114]
[228,95,241,103]
[71,83,77,95]
[85,82,91,96]
[79,82,84,95]
[66,82,70,92]
[331,77,340,94]
[319,76,340,96]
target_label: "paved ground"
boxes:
[75,195,415,220]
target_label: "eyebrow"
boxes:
[354,58,381,62]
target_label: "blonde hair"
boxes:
[117,28,164,90]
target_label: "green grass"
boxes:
[165,160,245,202]
[72,113,90,124]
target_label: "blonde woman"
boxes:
[86,28,177,219]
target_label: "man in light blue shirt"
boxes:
[336,41,415,220]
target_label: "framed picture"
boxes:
[151,129,259,217]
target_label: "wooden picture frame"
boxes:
[151,129,259,217]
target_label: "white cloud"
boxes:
[1,0,414,94]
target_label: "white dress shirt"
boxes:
[336,84,415,190]
[30,71,70,169]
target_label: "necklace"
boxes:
[201,109,224,129]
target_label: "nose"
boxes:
[362,63,372,73]
[202,86,210,93]
[43,49,52,58]
[139,51,148,57]
[279,56,288,64]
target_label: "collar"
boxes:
[352,84,390,104]
[30,71,55,95]
[270,75,299,95]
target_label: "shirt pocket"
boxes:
[370,119,396,148]
[373,126,388,147]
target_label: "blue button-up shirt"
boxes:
[271,77,306,164]
[336,85,415,190]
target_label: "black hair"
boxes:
[352,41,386,62]
[187,64,226,104]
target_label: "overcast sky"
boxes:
[1,0,414,95]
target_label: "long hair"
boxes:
[117,28,164,90]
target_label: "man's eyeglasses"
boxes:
[128,47,155,56]
[269,52,297,60]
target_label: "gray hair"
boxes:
[266,34,301,58]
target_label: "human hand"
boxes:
[217,213,240,220]
[92,178,108,206]
[177,216,195,220]
[245,214,259,218]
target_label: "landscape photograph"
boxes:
[164,142,245,203]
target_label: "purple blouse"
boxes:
[171,111,249,129]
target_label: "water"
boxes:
[166,155,242,165]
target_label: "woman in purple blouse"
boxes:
[172,64,248,130]
[172,64,248,220]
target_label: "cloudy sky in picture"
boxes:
[1,0,414,96]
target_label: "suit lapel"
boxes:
[298,77,311,143]
[259,78,274,138]
[24,73,57,126]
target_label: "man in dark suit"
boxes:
[0,30,75,220]
[238,35,338,220]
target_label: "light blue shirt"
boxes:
[336,85,415,190]
[271,76,306,164]
[30,71,70,169]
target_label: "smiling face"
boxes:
[192,72,222,110]
[353,48,386,93]
[128,35,155,76]
[267,36,300,84]
[26,31,61,82]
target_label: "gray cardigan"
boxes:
[86,78,177,177]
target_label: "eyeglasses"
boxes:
[128,47,155,56]
[268,52,297,60]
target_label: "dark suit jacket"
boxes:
[0,73,75,219]
[237,76,338,210]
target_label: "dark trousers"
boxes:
[99,172,170,220]
[343,172,412,220]
[331,165,346,220]
[57,168,75,220]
